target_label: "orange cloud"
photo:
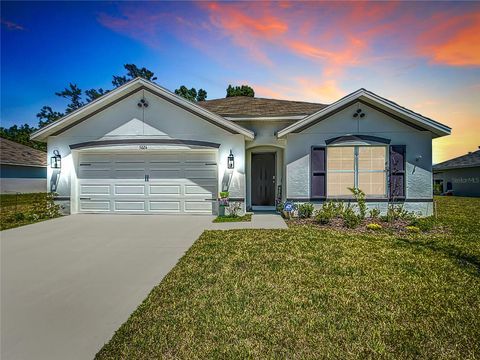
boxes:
[418,12,480,66]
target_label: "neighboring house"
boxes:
[0,137,47,193]
[433,149,480,197]
[30,78,451,215]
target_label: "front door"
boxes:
[251,153,276,206]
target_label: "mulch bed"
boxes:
[286,217,447,236]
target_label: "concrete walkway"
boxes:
[1,213,285,360]
[209,212,287,230]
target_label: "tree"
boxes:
[226,84,255,97]
[36,106,64,128]
[174,86,208,102]
[85,88,107,103]
[0,124,46,151]
[55,83,84,114]
[112,64,157,88]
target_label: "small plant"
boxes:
[342,207,361,228]
[314,201,342,224]
[369,208,381,219]
[406,225,420,233]
[366,223,382,231]
[383,203,415,223]
[298,203,315,218]
[276,201,284,213]
[348,187,367,219]
[227,202,242,217]
[409,216,436,232]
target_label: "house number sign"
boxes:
[139,145,148,150]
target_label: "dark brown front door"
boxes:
[252,153,275,206]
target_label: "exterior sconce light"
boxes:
[227,150,234,169]
[50,150,61,169]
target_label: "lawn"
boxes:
[0,193,61,230]
[96,197,480,359]
[213,213,252,223]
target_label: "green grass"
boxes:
[96,197,480,359]
[213,214,252,223]
[0,193,60,230]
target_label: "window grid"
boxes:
[327,146,387,197]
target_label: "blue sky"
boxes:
[1,1,479,162]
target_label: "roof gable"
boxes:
[30,78,254,141]
[277,89,451,138]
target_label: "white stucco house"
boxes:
[31,78,451,216]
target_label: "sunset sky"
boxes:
[1,1,479,163]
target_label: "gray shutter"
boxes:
[311,146,326,199]
[389,145,406,200]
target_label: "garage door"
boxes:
[77,151,217,214]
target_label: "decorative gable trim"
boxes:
[31,78,254,141]
[277,89,451,138]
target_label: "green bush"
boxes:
[409,216,436,232]
[382,204,415,223]
[348,187,367,219]
[314,201,344,224]
[343,207,361,228]
[298,203,315,218]
[366,223,382,231]
[369,208,381,219]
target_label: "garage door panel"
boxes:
[114,184,145,195]
[149,201,181,212]
[185,169,217,179]
[149,169,182,179]
[149,184,181,195]
[80,184,110,196]
[80,200,111,212]
[114,201,145,211]
[185,184,215,195]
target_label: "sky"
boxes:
[1,1,479,163]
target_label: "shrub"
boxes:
[314,201,343,224]
[383,204,415,223]
[298,203,314,218]
[343,207,361,228]
[409,216,436,232]
[14,212,26,221]
[369,208,381,219]
[348,187,367,219]
[406,225,420,233]
[366,223,382,231]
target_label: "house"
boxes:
[0,137,47,193]
[433,149,480,197]
[30,78,451,215]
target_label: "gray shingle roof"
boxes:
[433,149,480,171]
[0,137,47,167]
[198,96,327,118]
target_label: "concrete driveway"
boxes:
[1,214,215,360]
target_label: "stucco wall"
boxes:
[1,165,47,194]
[284,102,433,204]
[47,89,247,213]
[434,167,480,197]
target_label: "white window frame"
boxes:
[327,145,388,198]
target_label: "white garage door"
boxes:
[77,151,217,214]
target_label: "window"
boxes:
[327,146,387,197]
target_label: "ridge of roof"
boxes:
[433,149,480,171]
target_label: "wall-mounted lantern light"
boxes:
[50,150,61,169]
[227,150,235,169]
